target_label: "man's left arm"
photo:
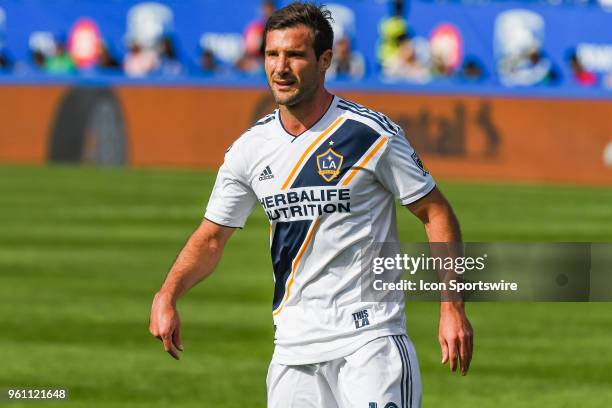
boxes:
[406,186,474,376]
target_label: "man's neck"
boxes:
[279,89,334,136]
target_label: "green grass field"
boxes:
[0,165,611,407]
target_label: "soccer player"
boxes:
[149,3,473,407]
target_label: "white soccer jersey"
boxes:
[205,96,436,365]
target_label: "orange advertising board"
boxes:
[0,85,610,185]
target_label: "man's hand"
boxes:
[406,187,473,375]
[439,302,473,375]
[148,220,235,360]
[149,291,183,360]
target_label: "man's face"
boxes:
[264,25,330,107]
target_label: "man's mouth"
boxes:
[274,79,296,90]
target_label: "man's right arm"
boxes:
[148,218,235,359]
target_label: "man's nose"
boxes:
[275,54,289,73]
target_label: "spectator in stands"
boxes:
[383,35,431,83]
[499,46,559,86]
[0,49,11,71]
[124,40,159,77]
[97,42,121,71]
[377,0,409,69]
[460,58,484,82]
[44,37,77,74]
[327,36,365,80]
[568,51,596,86]
[31,50,46,70]
[10,48,45,75]
[235,0,275,74]
[158,36,183,76]
[528,48,559,84]
[431,53,454,78]
[200,48,219,74]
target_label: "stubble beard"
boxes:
[271,81,317,108]
[273,89,300,107]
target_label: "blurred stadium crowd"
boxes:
[1,0,612,89]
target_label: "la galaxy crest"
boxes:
[316,148,344,182]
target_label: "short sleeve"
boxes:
[204,143,257,228]
[375,129,436,205]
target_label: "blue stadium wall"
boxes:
[1,0,612,96]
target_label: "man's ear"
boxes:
[318,49,333,72]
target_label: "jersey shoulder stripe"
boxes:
[236,110,277,147]
[337,103,390,135]
[253,110,277,127]
[339,98,399,134]
[338,99,399,136]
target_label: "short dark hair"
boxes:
[264,2,334,59]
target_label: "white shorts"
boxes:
[267,335,421,408]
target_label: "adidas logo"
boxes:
[258,165,274,181]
